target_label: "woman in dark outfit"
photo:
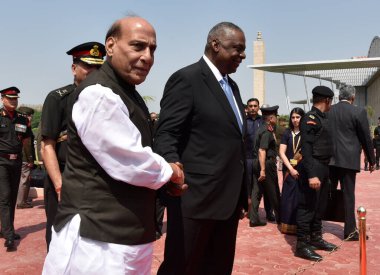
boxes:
[279,107,305,234]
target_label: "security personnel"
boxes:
[374,117,380,170]
[16,106,35,209]
[295,86,337,261]
[40,41,105,250]
[0,87,32,249]
[251,105,281,226]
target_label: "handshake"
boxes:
[167,162,188,196]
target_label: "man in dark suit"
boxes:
[329,84,375,241]
[154,22,247,275]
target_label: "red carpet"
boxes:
[1,166,379,274]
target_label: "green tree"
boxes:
[366,105,374,126]
[142,96,154,103]
[31,111,41,130]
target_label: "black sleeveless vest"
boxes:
[54,62,156,245]
[310,109,332,163]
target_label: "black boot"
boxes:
[310,233,337,251]
[4,238,14,249]
[294,240,322,261]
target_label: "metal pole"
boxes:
[330,80,337,104]
[282,73,291,113]
[357,206,367,275]
[303,76,311,111]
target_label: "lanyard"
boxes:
[292,131,300,154]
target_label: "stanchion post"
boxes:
[357,206,367,275]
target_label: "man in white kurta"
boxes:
[42,17,186,275]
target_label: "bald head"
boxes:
[105,17,157,85]
[106,17,155,44]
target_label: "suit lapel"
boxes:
[198,58,242,133]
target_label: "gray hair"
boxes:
[339,84,356,101]
[204,22,243,52]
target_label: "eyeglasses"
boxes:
[248,105,258,107]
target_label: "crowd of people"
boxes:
[244,84,376,261]
[0,15,378,274]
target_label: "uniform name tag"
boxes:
[0,124,7,128]
[290,159,298,166]
[15,124,27,133]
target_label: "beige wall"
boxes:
[367,77,380,124]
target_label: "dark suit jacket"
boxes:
[329,101,375,172]
[154,57,247,220]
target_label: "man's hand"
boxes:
[308,177,321,190]
[55,186,62,202]
[258,170,266,182]
[167,162,188,196]
[290,168,299,179]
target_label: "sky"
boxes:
[1,0,380,115]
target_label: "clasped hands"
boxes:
[167,162,188,196]
[308,177,321,190]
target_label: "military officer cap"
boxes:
[18,106,35,115]
[261,105,279,116]
[66,42,106,65]
[312,86,334,98]
[0,86,20,98]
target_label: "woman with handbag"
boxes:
[278,107,305,234]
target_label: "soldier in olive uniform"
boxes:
[0,87,32,249]
[250,105,281,226]
[295,86,337,261]
[16,106,35,209]
[40,42,105,250]
[374,117,380,170]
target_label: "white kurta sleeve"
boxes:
[72,84,172,190]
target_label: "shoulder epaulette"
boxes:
[55,88,70,97]
[52,84,75,98]
[305,111,318,125]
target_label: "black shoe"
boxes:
[17,202,33,209]
[266,214,276,222]
[155,231,162,240]
[0,233,20,240]
[295,245,322,261]
[376,165,379,170]
[344,232,369,241]
[364,167,368,171]
[309,238,337,251]
[4,238,14,248]
[249,221,267,227]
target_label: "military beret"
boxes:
[18,106,35,115]
[0,86,20,98]
[312,86,334,98]
[261,105,279,115]
[67,42,106,65]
